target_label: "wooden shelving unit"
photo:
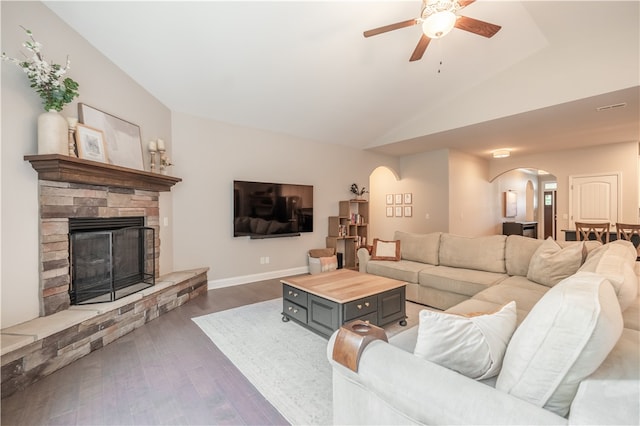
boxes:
[326,200,369,269]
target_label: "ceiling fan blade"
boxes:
[409,34,431,62]
[363,19,418,38]
[457,0,476,9]
[454,15,501,38]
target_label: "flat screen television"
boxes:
[233,180,313,238]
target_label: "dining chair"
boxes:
[615,222,640,259]
[575,221,610,244]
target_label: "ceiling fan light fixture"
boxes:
[422,10,457,38]
[492,149,511,159]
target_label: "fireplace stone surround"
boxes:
[25,154,181,316]
[0,155,206,398]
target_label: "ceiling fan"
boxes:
[363,0,501,62]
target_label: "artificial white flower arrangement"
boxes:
[2,26,79,111]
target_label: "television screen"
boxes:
[233,180,313,238]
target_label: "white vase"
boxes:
[37,110,68,155]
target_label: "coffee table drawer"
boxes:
[283,284,308,305]
[344,296,377,321]
[283,300,307,324]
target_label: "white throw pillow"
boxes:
[526,237,584,287]
[371,238,401,261]
[496,272,623,417]
[579,239,639,310]
[413,301,517,380]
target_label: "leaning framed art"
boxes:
[76,124,108,163]
[78,103,144,170]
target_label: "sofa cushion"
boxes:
[472,276,549,323]
[505,235,544,277]
[394,231,441,265]
[578,239,638,310]
[371,238,401,261]
[496,272,623,417]
[414,301,517,380]
[439,234,507,273]
[367,260,433,284]
[526,237,584,287]
[418,266,508,297]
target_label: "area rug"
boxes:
[192,298,425,425]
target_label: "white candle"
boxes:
[157,138,165,151]
[148,140,157,151]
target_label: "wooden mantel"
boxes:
[25,154,181,192]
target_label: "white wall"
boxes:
[1,2,172,328]
[448,151,496,236]
[170,112,398,284]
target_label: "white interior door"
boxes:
[569,173,620,228]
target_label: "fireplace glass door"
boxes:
[70,226,155,304]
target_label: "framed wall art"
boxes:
[404,206,413,217]
[76,124,108,163]
[386,206,394,217]
[386,194,394,205]
[395,206,403,217]
[78,103,144,170]
[395,194,403,205]
[404,193,412,204]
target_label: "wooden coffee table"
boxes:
[281,269,407,338]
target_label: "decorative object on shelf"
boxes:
[350,183,368,200]
[36,109,69,155]
[66,117,78,157]
[2,27,80,155]
[2,27,80,112]
[148,140,157,172]
[156,138,173,175]
[78,103,144,170]
[75,124,108,163]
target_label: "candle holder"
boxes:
[66,117,78,157]
[158,148,166,174]
[149,147,157,172]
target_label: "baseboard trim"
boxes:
[207,266,309,290]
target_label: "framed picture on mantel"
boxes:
[76,124,108,164]
[78,103,144,170]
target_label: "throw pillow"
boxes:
[496,272,623,417]
[526,237,584,287]
[413,301,517,380]
[578,239,638,310]
[370,238,401,261]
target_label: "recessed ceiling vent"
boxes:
[596,102,627,112]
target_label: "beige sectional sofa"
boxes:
[327,232,640,424]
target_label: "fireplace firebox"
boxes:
[69,217,155,304]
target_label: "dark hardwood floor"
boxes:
[1,278,291,426]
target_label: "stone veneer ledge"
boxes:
[1,268,209,398]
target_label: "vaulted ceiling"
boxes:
[44,1,639,159]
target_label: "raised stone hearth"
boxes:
[0,156,206,399]
[1,268,209,398]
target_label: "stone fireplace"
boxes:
[25,154,181,316]
[2,156,213,398]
